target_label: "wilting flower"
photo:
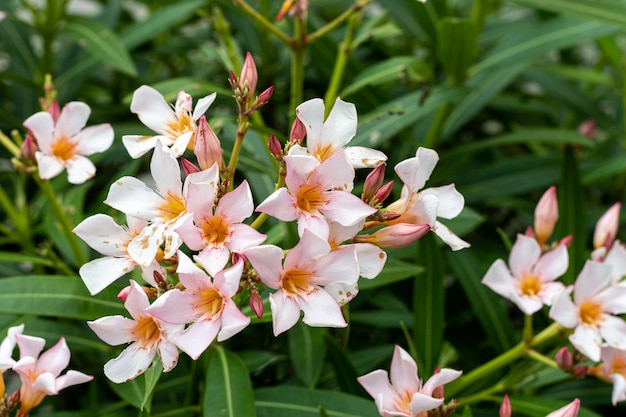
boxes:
[550,260,626,361]
[122,85,216,158]
[88,280,184,383]
[147,253,250,359]
[482,234,568,315]
[357,345,461,417]
[256,150,376,239]
[244,229,359,335]
[23,101,114,184]
[13,335,93,416]
[290,97,387,169]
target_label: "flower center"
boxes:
[158,192,186,222]
[51,136,77,162]
[166,112,194,139]
[296,184,327,213]
[394,389,414,414]
[313,143,335,162]
[202,216,230,246]
[132,316,162,349]
[611,356,626,378]
[282,268,313,295]
[579,301,603,326]
[519,274,542,297]
[195,288,223,318]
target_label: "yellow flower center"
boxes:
[282,268,313,295]
[296,184,327,213]
[195,288,223,317]
[313,143,335,162]
[158,192,186,222]
[579,301,603,326]
[51,136,77,161]
[394,389,414,414]
[166,112,194,139]
[202,216,230,246]
[519,274,542,297]
[611,356,626,378]
[132,316,162,349]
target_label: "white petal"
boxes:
[65,155,96,184]
[509,234,541,278]
[570,325,602,361]
[79,257,135,295]
[73,213,130,257]
[600,315,626,350]
[151,142,183,198]
[56,102,90,138]
[270,292,301,336]
[323,191,376,226]
[74,124,114,155]
[299,289,346,328]
[244,245,284,290]
[344,146,387,169]
[256,188,299,222]
[394,148,439,193]
[325,282,359,306]
[319,97,357,149]
[409,392,443,415]
[192,92,217,120]
[355,243,387,278]
[130,85,175,134]
[122,135,167,159]
[481,259,517,300]
[534,244,569,282]
[105,177,163,220]
[170,320,219,360]
[295,98,324,150]
[147,289,198,325]
[104,342,156,383]
[87,316,136,345]
[549,289,578,328]
[420,184,464,219]
[35,152,65,180]
[157,340,180,372]
[216,181,254,223]
[312,149,355,191]
[389,345,420,394]
[432,220,470,251]
[23,112,54,151]
[573,260,613,305]
[217,300,250,341]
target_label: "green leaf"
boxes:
[108,362,162,412]
[323,333,364,396]
[63,19,137,76]
[359,259,424,290]
[0,275,124,320]
[461,405,474,417]
[340,56,428,97]
[511,0,626,29]
[510,396,601,417]
[446,251,516,352]
[436,18,478,83]
[0,252,55,267]
[377,0,444,44]
[142,361,163,411]
[288,322,326,388]
[255,386,379,417]
[203,346,256,417]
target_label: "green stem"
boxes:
[232,0,291,45]
[308,0,372,43]
[455,382,505,407]
[523,314,533,343]
[289,16,306,114]
[34,177,87,267]
[526,348,558,369]
[225,118,250,190]
[447,322,563,397]
[422,102,452,148]
[0,130,21,158]
[324,12,361,113]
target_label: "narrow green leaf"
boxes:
[107,361,162,412]
[436,18,478,83]
[359,259,424,290]
[64,19,137,76]
[461,405,474,417]
[203,346,256,417]
[510,396,601,417]
[0,276,124,320]
[0,252,55,267]
[255,386,379,417]
[323,333,364,396]
[142,361,163,412]
[583,154,626,185]
[511,0,626,30]
[288,322,326,388]
[340,56,428,97]
[447,251,516,352]
[377,0,444,44]
[557,146,586,285]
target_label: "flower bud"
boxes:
[555,347,574,371]
[374,180,394,205]
[573,365,588,379]
[257,86,274,105]
[546,398,580,417]
[362,164,385,203]
[181,158,200,176]
[47,100,61,122]
[117,286,131,302]
[20,135,38,163]
[499,394,511,417]
[353,223,430,248]
[249,292,264,319]
[524,226,535,238]
[240,53,258,103]
[276,0,295,21]
[289,117,306,144]
[594,202,620,250]
[534,186,558,247]
[578,119,596,139]
[194,116,223,170]
[558,235,573,248]
[268,135,283,160]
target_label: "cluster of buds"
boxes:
[555,347,588,379]
[228,52,274,116]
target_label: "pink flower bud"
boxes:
[573,365,588,379]
[499,394,511,417]
[362,164,386,202]
[289,117,306,144]
[228,70,239,90]
[594,202,621,250]
[524,226,535,238]
[181,158,200,175]
[20,135,38,163]
[117,286,131,302]
[257,86,274,105]
[546,399,580,417]
[240,52,258,103]
[558,235,573,248]
[534,186,558,246]
[194,116,223,170]
[374,180,394,204]
[249,292,264,319]
[268,134,283,160]
[47,100,61,122]
[353,223,430,248]
[555,347,573,371]
[578,119,596,139]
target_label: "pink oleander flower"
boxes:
[603,241,626,285]
[176,180,266,277]
[74,214,165,295]
[12,335,93,416]
[589,346,626,405]
[104,142,219,266]
[244,229,359,335]
[384,147,469,251]
[357,345,461,417]
[23,101,114,184]
[482,234,568,315]
[122,85,216,158]
[546,399,580,417]
[256,150,376,239]
[146,252,250,360]
[534,186,559,247]
[88,280,184,383]
[550,260,626,361]
[0,324,23,396]
[290,97,387,169]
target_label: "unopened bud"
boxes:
[558,235,573,248]
[374,180,394,204]
[573,365,588,379]
[555,347,574,371]
[276,0,295,21]
[257,86,274,105]
[534,186,558,247]
[20,135,38,163]
[154,270,168,290]
[47,100,61,122]
[548,399,580,417]
[9,389,19,408]
[524,226,535,238]
[376,210,401,222]
[499,394,511,417]
[181,158,200,175]
[353,223,430,248]
[268,135,283,160]
[594,202,621,250]
[194,116,223,170]
[578,119,596,139]
[240,52,258,103]
[228,70,239,90]
[289,117,306,144]
[249,292,264,319]
[117,286,131,302]
[362,164,386,203]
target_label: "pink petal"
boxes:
[432,220,470,250]
[185,181,216,221]
[409,392,444,415]
[35,152,64,180]
[611,374,626,405]
[311,149,354,191]
[325,282,359,306]
[406,194,438,226]
[32,371,58,395]
[549,289,578,328]
[73,214,129,257]
[605,242,626,284]
[66,155,96,184]
[130,85,175,134]
[175,251,209,290]
[227,223,266,252]
[244,245,284,289]
[420,184,464,219]
[79,257,136,295]
[481,259,516,299]
[216,181,254,223]
[55,370,93,391]
[56,102,90,138]
[510,292,544,315]
[175,216,206,251]
[171,320,219,360]
[357,370,397,415]
[158,339,180,372]
[286,229,330,270]
[217,300,250,341]
[573,260,612,305]
[599,315,626,350]
[16,334,45,360]
[323,190,376,226]
[213,260,244,298]
[147,289,198,325]
[319,98,357,150]
[195,246,230,277]
[36,338,70,376]
[421,368,462,395]
[295,98,325,150]
[312,245,359,286]
[125,280,151,319]
[192,93,217,120]
[104,342,156,383]
[256,188,299,222]
[345,146,387,169]
[509,234,541,278]
[269,292,301,336]
[545,399,580,417]
[389,345,421,394]
[394,148,439,193]
[122,134,167,159]
[104,176,163,220]
[297,214,330,240]
[283,154,320,192]
[87,316,136,345]
[534,244,569,282]
[23,112,54,151]
[74,123,114,155]
[299,288,346,328]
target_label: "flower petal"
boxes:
[130,85,174,134]
[296,98,325,150]
[104,176,163,220]
[74,123,114,155]
[270,292,301,336]
[389,345,420,394]
[87,316,136,345]
[509,234,541,278]
[35,152,65,180]
[244,245,284,289]
[256,188,299,222]
[216,181,254,223]
[79,257,136,295]
[534,244,569,282]
[23,112,54,151]
[170,320,219,360]
[217,300,250,341]
[56,102,90,138]
[299,288,346,328]
[66,155,96,184]
[345,146,387,169]
[104,342,156,383]
[319,97,357,150]
[73,214,130,257]
[192,92,217,120]
[420,184,464,219]
[36,338,70,376]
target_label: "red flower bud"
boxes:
[499,394,511,417]
[362,164,385,202]
[268,134,283,160]
[289,117,306,144]
[555,347,574,371]
[374,180,394,204]
[181,158,200,175]
[194,116,223,170]
[249,293,264,319]
[354,223,430,249]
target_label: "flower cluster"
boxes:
[0,324,92,417]
[68,54,469,383]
